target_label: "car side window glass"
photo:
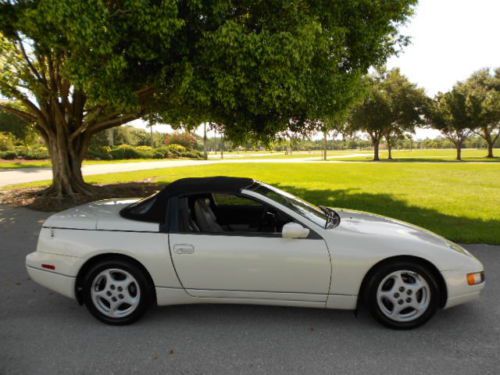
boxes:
[213,193,261,207]
[178,193,291,235]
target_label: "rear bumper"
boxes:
[442,268,485,309]
[26,251,79,299]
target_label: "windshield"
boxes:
[251,183,328,228]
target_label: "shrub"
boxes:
[10,146,49,160]
[154,146,172,158]
[164,132,198,149]
[109,144,142,159]
[87,146,113,160]
[134,145,155,158]
[0,132,16,151]
[0,150,17,160]
[166,144,187,156]
[184,150,204,159]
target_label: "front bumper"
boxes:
[26,251,79,300]
[442,268,485,309]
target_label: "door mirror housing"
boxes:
[282,222,310,239]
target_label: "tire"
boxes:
[364,260,440,329]
[82,259,154,325]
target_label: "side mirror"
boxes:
[282,222,310,239]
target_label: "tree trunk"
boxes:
[220,133,224,159]
[323,130,328,161]
[456,143,462,161]
[486,140,494,158]
[45,129,93,198]
[371,135,381,161]
[203,123,208,160]
[387,141,392,160]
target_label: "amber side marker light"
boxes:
[467,272,484,285]
[41,264,56,270]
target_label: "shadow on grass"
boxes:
[273,184,500,245]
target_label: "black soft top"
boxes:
[120,176,256,223]
[159,176,255,197]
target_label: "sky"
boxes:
[132,0,500,139]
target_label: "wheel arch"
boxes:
[356,255,448,311]
[75,253,157,305]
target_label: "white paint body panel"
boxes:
[26,196,485,313]
[169,233,331,301]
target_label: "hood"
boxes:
[333,208,471,256]
[43,198,159,232]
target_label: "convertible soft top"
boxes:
[121,176,256,223]
[159,176,255,197]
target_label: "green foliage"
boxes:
[165,144,187,155]
[0,111,34,142]
[0,0,416,195]
[462,68,500,156]
[109,145,153,159]
[427,68,499,158]
[350,69,428,136]
[0,131,15,151]
[93,144,202,160]
[0,150,16,159]
[349,69,428,159]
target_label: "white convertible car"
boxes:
[26,177,485,329]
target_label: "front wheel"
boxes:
[364,261,440,329]
[82,259,153,325]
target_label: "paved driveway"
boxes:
[0,205,499,375]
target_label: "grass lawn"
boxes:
[7,162,500,244]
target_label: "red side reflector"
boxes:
[41,264,56,270]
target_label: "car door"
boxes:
[168,193,331,303]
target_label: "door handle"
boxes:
[173,244,195,254]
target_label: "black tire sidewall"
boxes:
[365,261,440,329]
[82,259,153,325]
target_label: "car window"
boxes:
[178,193,291,235]
[251,183,327,228]
[213,193,261,207]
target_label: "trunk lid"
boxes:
[43,198,159,232]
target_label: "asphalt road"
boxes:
[1,204,499,375]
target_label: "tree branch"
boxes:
[15,35,47,86]
[88,114,140,135]
[0,102,37,122]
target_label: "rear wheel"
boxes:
[82,259,153,325]
[364,261,440,329]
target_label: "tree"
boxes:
[382,70,428,159]
[463,68,500,158]
[0,0,417,198]
[349,70,427,161]
[428,85,472,161]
